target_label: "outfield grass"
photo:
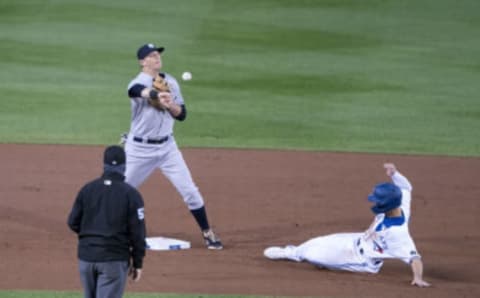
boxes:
[1,0,479,156]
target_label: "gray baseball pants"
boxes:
[78,260,129,298]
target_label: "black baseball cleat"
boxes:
[202,229,223,250]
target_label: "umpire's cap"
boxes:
[368,182,402,214]
[104,145,126,166]
[137,43,165,59]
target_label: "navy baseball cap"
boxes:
[137,43,165,59]
[104,145,126,166]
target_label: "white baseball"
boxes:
[182,71,192,81]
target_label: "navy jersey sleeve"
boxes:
[128,84,146,98]
[127,188,146,269]
[174,104,187,121]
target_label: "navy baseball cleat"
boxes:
[202,229,223,250]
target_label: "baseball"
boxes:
[182,71,192,81]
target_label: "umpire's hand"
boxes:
[129,267,142,282]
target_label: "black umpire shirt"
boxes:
[68,171,146,269]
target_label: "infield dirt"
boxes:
[0,144,479,297]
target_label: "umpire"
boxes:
[68,145,146,298]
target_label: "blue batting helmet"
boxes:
[368,182,402,214]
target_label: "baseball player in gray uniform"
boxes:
[124,43,222,250]
[264,163,430,287]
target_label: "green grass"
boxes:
[1,0,479,156]
[0,2,478,298]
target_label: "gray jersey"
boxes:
[127,72,184,139]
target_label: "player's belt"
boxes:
[133,135,170,144]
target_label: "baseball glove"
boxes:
[152,73,170,93]
[148,74,171,111]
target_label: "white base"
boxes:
[146,236,191,251]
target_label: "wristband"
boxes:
[149,89,158,100]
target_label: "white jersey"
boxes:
[358,172,419,266]
[288,171,420,273]
[127,72,184,139]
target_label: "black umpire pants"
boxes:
[79,260,129,298]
